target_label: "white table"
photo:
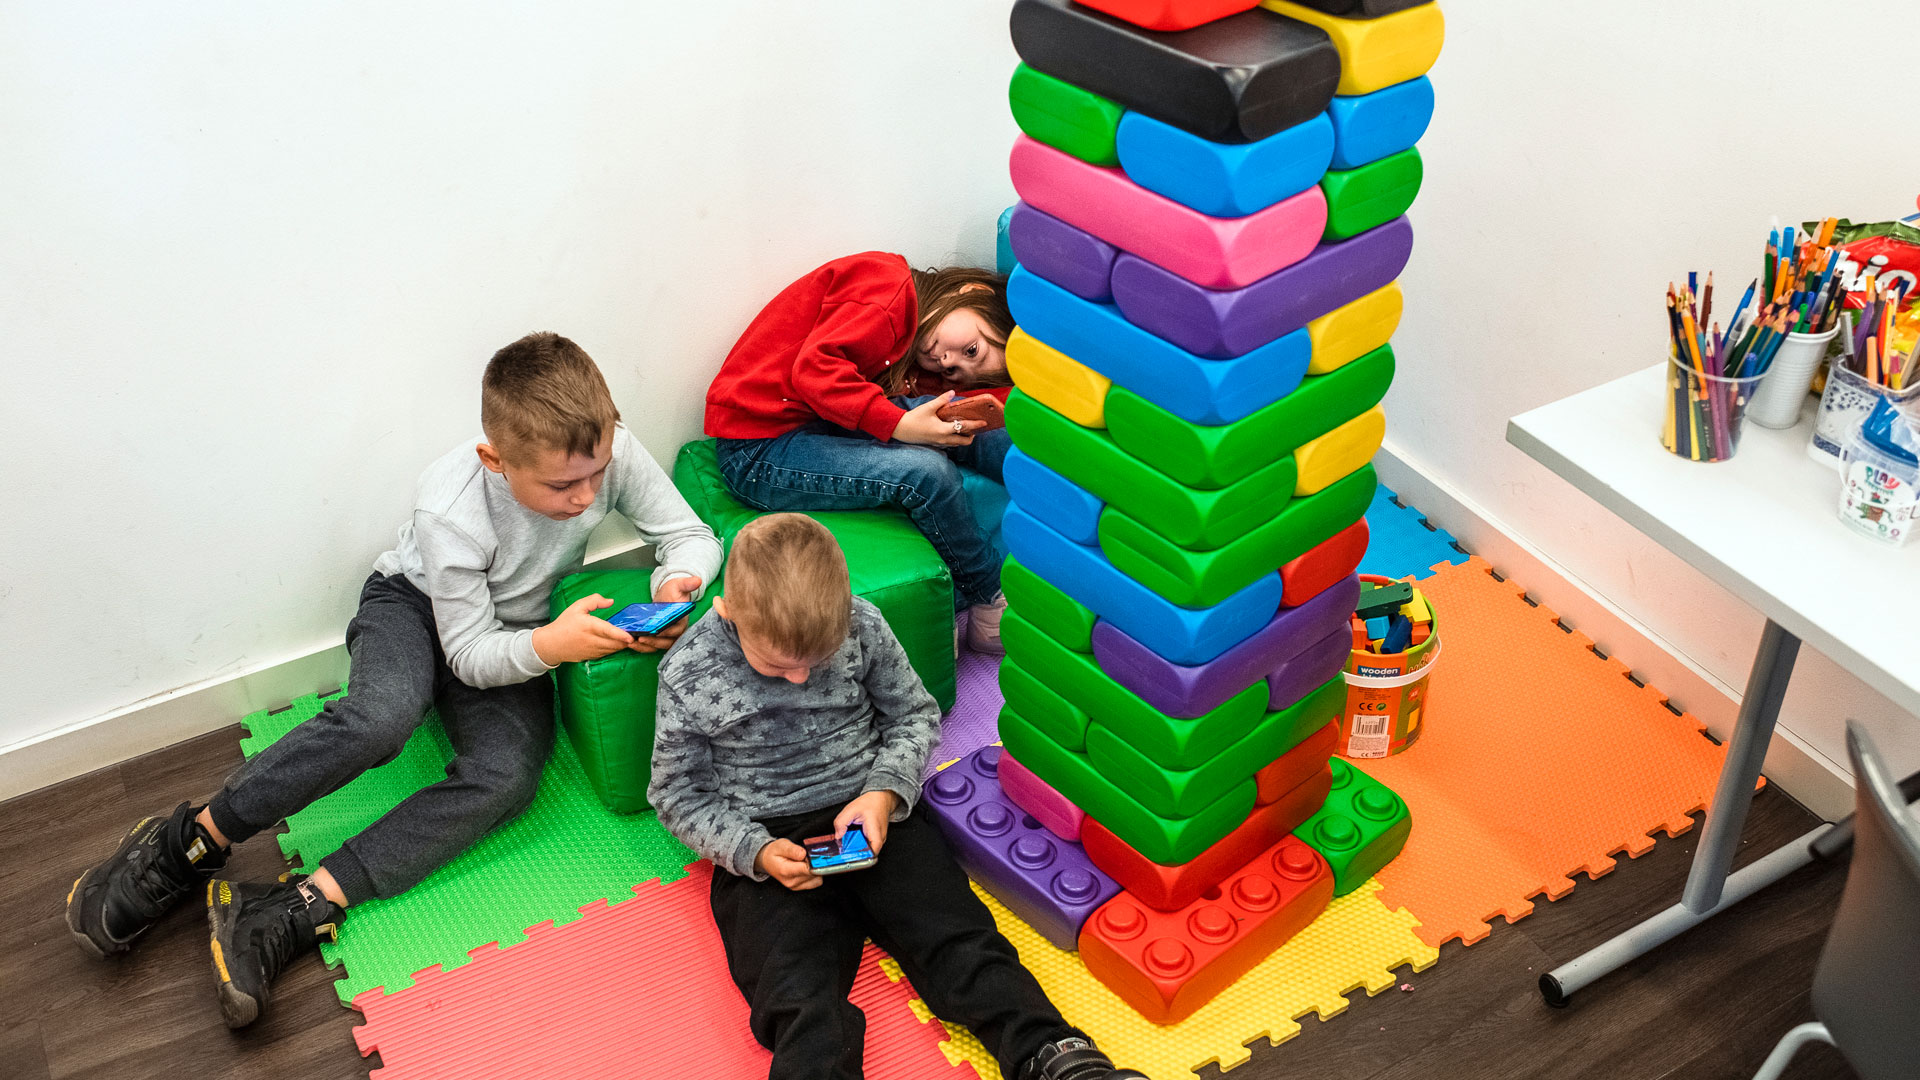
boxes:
[1506,362,1920,1004]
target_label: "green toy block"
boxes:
[1105,345,1395,490]
[673,439,955,710]
[999,652,1092,752]
[1086,676,1344,818]
[1100,465,1378,607]
[1321,147,1423,241]
[1355,580,1414,619]
[1007,390,1298,550]
[1002,608,1268,770]
[1002,555,1095,653]
[1295,757,1413,895]
[1009,63,1124,167]
[1000,705,1255,866]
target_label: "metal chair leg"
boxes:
[1750,1022,1832,1080]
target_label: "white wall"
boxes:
[0,1,1018,756]
[1394,0,1920,789]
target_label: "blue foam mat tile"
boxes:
[1361,484,1468,581]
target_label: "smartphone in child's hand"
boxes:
[936,394,1006,431]
[803,828,877,875]
[607,601,694,636]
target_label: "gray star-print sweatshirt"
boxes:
[648,597,941,879]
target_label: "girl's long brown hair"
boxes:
[875,266,1016,395]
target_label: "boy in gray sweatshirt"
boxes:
[650,513,1141,1080]
[67,332,722,1029]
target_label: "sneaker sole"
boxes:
[207,881,261,1029]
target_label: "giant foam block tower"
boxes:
[977,0,1438,1025]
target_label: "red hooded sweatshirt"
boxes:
[704,252,1003,443]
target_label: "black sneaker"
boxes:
[1020,1037,1148,1080]
[66,802,227,959]
[207,875,341,1029]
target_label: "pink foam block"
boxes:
[1009,135,1328,290]
[999,747,1087,842]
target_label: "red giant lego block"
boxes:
[1083,756,1332,912]
[1073,0,1262,31]
[1256,720,1336,804]
[1279,517,1369,606]
[1079,834,1334,1024]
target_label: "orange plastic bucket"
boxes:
[1338,575,1439,759]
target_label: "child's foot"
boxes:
[67,802,226,959]
[1020,1037,1147,1080]
[206,875,342,1029]
[965,592,1008,655]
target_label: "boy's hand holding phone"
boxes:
[756,839,822,891]
[626,575,702,653]
[833,790,899,854]
[532,594,635,664]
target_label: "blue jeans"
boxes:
[715,398,1011,609]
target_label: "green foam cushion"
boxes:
[1002,555,1095,653]
[673,440,956,711]
[1100,464,1377,607]
[999,652,1092,752]
[1002,607,1267,770]
[1007,389,1298,550]
[1000,704,1255,866]
[1105,345,1395,489]
[1085,676,1343,818]
[1010,63,1124,167]
[1321,147,1423,241]
[1294,757,1413,895]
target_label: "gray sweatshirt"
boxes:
[372,424,722,689]
[649,598,941,879]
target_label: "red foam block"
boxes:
[1255,720,1337,805]
[1079,834,1334,1024]
[1280,517,1369,607]
[1072,0,1262,31]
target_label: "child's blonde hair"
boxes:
[724,513,852,661]
[876,266,1016,395]
[481,332,621,464]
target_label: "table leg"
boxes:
[1538,618,1804,1005]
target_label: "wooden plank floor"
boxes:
[2,728,1860,1080]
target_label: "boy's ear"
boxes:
[711,596,730,622]
[475,442,506,474]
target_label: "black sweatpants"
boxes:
[710,805,1076,1080]
[206,572,553,905]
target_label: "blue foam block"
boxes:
[1003,447,1104,546]
[1007,265,1309,425]
[1359,484,1468,581]
[1327,77,1435,171]
[1001,502,1282,665]
[1116,111,1334,218]
[997,204,1017,276]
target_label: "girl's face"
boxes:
[915,308,1007,385]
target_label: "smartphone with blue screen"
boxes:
[606,601,693,636]
[804,827,877,875]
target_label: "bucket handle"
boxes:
[1341,640,1442,689]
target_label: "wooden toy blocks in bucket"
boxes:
[1339,574,1437,759]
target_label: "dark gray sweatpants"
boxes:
[207,572,553,905]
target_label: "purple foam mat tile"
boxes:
[925,632,1006,779]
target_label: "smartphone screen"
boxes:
[607,601,693,636]
[803,829,877,875]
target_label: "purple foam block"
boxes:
[1265,625,1353,712]
[1008,201,1118,302]
[1091,574,1359,718]
[1110,215,1413,358]
[922,745,1121,950]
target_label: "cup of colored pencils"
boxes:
[1809,271,1920,466]
[1662,274,1766,462]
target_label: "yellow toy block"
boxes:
[1293,404,1384,495]
[1006,327,1111,429]
[1401,589,1431,624]
[1306,282,1402,375]
[1260,1,1445,96]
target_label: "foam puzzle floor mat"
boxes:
[1359,484,1470,581]
[925,645,1006,779]
[1355,558,1735,948]
[241,692,697,1002]
[352,861,965,1080]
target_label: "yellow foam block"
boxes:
[1307,282,1403,375]
[1260,1,1445,96]
[1294,405,1385,495]
[1007,327,1111,429]
[931,880,1437,1080]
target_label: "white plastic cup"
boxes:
[1746,326,1839,429]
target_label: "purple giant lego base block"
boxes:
[922,745,1121,951]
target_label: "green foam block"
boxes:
[1105,345,1395,490]
[1002,555,1095,653]
[1321,147,1423,241]
[1100,464,1378,607]
[1007,389,1298,550]
[999,652,1092,752]
[1295,757,1413,895]
[1000,704,1255,866]
[1002,607,1268,770]
[1009,63,1124,167]
[1085,676,1344,818]
[240,690,697,1002]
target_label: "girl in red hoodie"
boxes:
[705,252,1014,652]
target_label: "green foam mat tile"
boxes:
[240,689,695,1002]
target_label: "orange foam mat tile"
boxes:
[352,861,971,1080]
[932,882,1436,1079]
[1359,558,1735,948]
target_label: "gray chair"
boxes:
[1752,722,1920,1080]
